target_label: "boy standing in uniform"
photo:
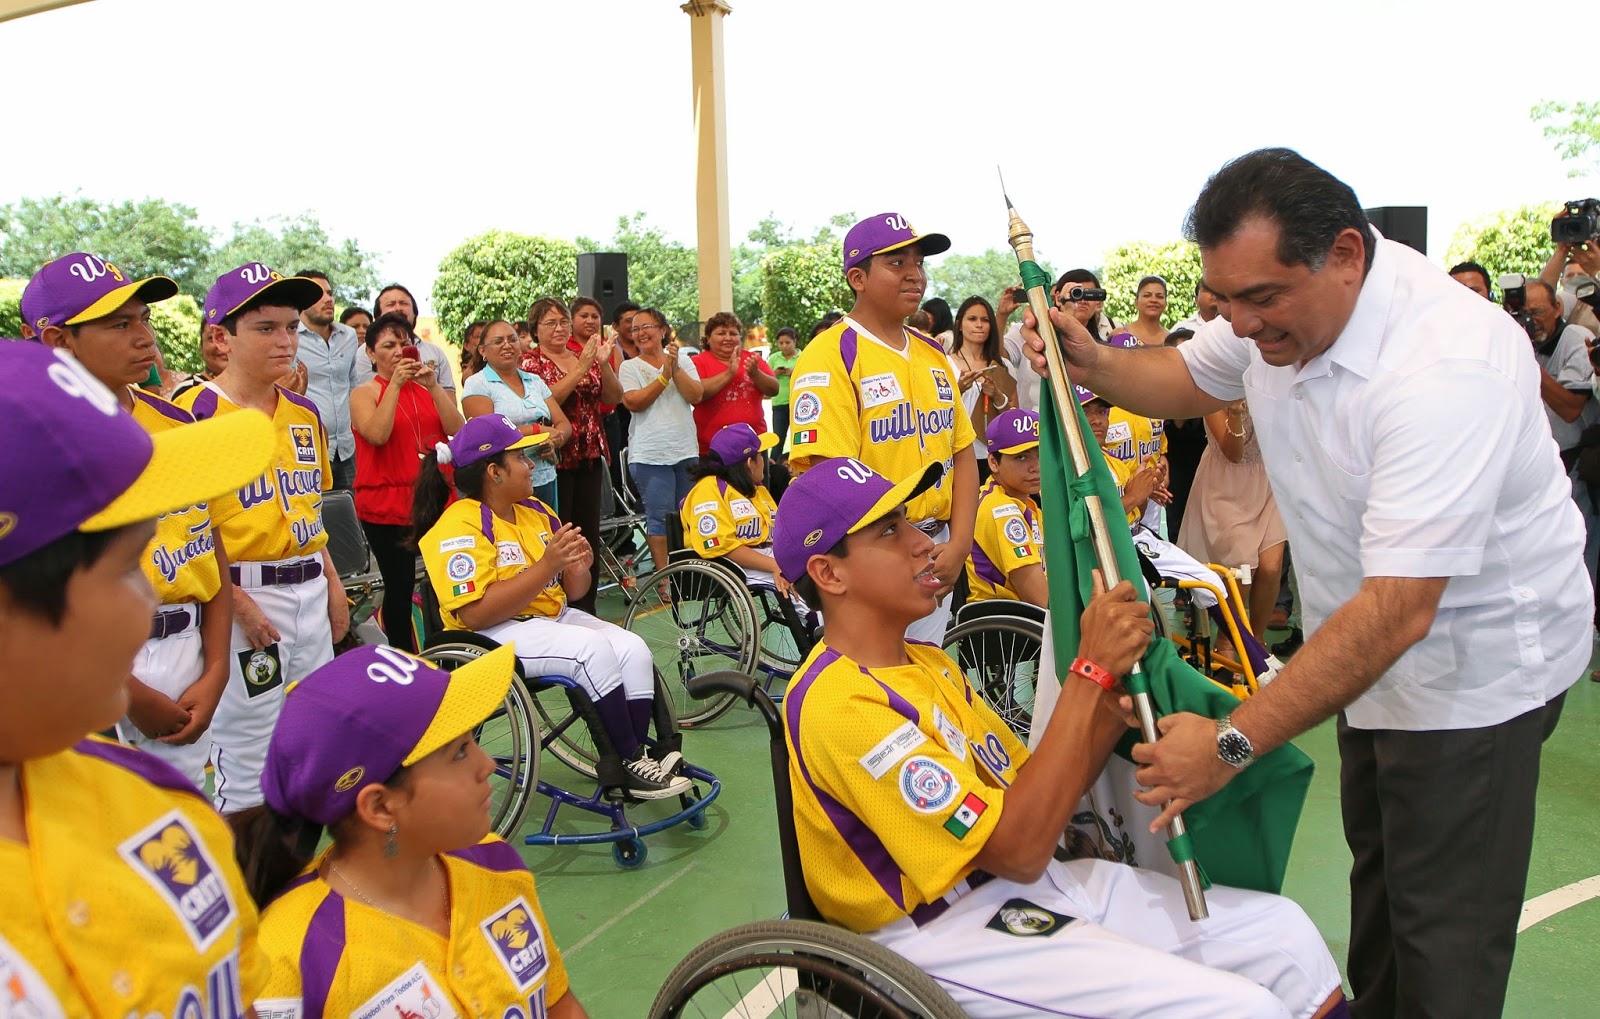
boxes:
[772,458,1345,1018]
[26,254,234,789]
[787,213,978,641]
[177,263,347,813]
[966,409,1046,606]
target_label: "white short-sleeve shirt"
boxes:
[620,353,701,465]
[1537,321,1597,451]
[1179,235,1592,730]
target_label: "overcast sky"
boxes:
[3,0,1593,312]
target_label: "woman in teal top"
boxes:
[461,318,572,507]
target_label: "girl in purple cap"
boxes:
[413,415,693,801]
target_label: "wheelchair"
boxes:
[1152,561,1270,699]
[649,672,965,1019]
[319,488,389,648]
[941,599,1046,740]
[623,535,817,728]
[416,576,721,869]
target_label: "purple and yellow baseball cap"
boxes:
[439,413,549,470]
[203,262,324,326]
[21,253,178,335]
[773,457,943,582]
[262,644,517,827]
[1104,332,1143,351]
[987,409,1040,455]
[709,422,778,466]
[0,344,273,568]
[842,213,952,273]
[1074,384,1100,405]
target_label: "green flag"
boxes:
[1036,370,1314,895]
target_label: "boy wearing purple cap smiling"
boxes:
[177,263,347,813]
[787,213,978,643]
[773,458,1345,1018]
[965,409,1047,606]
[27,253,235,790]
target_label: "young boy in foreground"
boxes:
[773,457,1345,1018]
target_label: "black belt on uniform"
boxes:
[229,559,323,587]
[149,606,198,640]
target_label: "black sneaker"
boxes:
[1271,628,1304,657]
[623,754,691,800]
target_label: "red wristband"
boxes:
[1069,657,1117,692]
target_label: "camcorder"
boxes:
[1551,199,1600,244]
[1498,273,1538,340]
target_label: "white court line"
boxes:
[1518,874,1600,933]
[723,968,796,1019]
[566,861,696,956]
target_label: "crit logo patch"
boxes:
[898,755,957,813]
[119,812,237,951]
[482,897,550,991]
[290,424,317,465]
[930,368,953,403]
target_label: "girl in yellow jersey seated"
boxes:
[414,414,692,801]
[230,644,587,1017]
[680,423,787,594]
[0,341,275,1011]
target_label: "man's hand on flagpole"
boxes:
[1021,304,1102,380]
[1127,712,1237,832]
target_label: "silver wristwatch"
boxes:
[1216,714,1255,770]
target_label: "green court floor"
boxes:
[512,596,1600,1017]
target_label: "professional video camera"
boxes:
[1551,199,1600,244]
[1498,273,1539,339]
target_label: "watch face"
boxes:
[1218,730,1253,767]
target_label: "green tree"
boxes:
[760,244,851,342]
[152,294,204,373]
[0,195,213,297]
[0,278,24,338]
[1445,203,1562,281]
[205,213,379,305]
[1532,101,1600,177]
[1098,240,1203,327]
[926,248,1035,308]
[578,213,699,329]
[431,231,580,343]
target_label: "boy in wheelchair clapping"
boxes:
[773,457,1345,1018]
[413,414,692,801]
[965,409,1047,607]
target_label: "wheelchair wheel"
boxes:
[530,682,601,779]
[650,919,965,1019]
[751,586,809,683]
[624,559,759,727]
[942,615,1045,740]
[422,641,540,840]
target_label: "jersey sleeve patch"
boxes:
[898,756,959,813]
[858,720,927,780]
[1003,518,1030,545]
[482,895,553,992]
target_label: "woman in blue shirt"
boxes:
[462,318,571,508]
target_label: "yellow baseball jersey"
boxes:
[680,475,778,557]
[421,497,566,629]
[783,640,1029,933]
[788,320,974,524]
[1103,407,1166,471]
[177,384,330,563]
[253,838,570,1018]
[0,737,266,1014]
[131,389,224,605]
[1100,446,1143,526]
[965,478,1044,602]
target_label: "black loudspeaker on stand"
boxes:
[1364,207,1427,255]
[578,253,630,322]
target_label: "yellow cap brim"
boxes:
[65,275,179,325]
[80,409,275,532]
[508,431,552,451]
[845,461,945,536]
[757,432,779,453]
[406,643,518,766]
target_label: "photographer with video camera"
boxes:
[1539,199,1600,334]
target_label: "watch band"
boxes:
[1069,657,1116,692]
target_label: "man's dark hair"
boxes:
[296,269,330,286]
[1525,278,1558,304]
[792,535,849,613]
[221,293,302,335]
[611,301,641,326]
[1449,261,1494,295]
[373,284,418,320]
[0,527,127,625]
[1184,147,1375,275]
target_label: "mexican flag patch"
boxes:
[452,581,475,596]
[702,537,720,550]
[1011,546,1030,559]
[793,429,818,445]
[943,792,987,839]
